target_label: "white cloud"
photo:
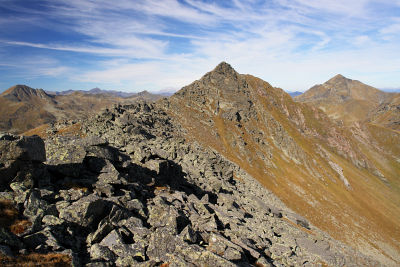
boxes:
[1,0,400,91]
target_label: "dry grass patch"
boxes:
[0,253,71,266]
[0,200,32,235]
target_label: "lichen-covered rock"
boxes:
[0,134,46,187]
[59,195,108,228]
[0,100,384,266]
[0,134,46,162]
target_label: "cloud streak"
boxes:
[0,0,399,92]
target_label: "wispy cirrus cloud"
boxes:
[0,0,399,92]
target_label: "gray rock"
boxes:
[23,189,49,219]
[179,225,198,244]
[42,215,64,226]
[118,216,143,229]
[115,258,157,267]
[89,243,115,261]
[207,233,244,261]
[0,134,46,162]
[23,227,63,251]
[100,230,145,259]
[87,219,113,245]
[144,159,169,175]
[147,227,178,262]
[59,195,108,227]
[0,135,45,187]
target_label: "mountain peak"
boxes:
[2,84,34,95]
[1,85,53,102]
[327,74,350,84]
[210,62,238,77]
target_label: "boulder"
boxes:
[0,134,46,186]
[100,230,145,260]
[59,195,108,228]
[0,134,46,162]
[89,244,116,261]
[147,227,178,262]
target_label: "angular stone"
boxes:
[59,195,108,228]
[175,244,237,267]
[87,219,113,245]
[23,190,49,219]
[207,233,244,261]
[179,225,198,244]
[100,230,145,259]
[42,215,64,226]
[118,216,143,230]
[23,227,63,251]
[0,135,46,162]
[115,258,157,267]
[144,159,169,175]
[147,227,178,262]
[89,243,115,261]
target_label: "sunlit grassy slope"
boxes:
[166,64,400,265]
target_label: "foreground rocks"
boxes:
[0,103,381,266]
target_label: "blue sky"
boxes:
[0,0,400,93]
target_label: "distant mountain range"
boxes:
[46,87,174,98]
[381,88,400,93]
[287,91,303,97]
[0,85,168,134]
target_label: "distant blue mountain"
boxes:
[381,88,400,93]
[45,87,170,98]
[287,91,303,97]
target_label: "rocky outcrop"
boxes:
[0,134,46,189]
[0,102,381,266]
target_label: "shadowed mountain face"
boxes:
[164,62,400,264]
[0,85,167,134]
[295,75,400,130]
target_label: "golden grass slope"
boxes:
[295,74,400,131]
[165,63,400,265]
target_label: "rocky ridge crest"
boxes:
[0,101,380,266]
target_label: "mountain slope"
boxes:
[295,75,400,130]
[0,85,167,134]
[0,85,57,133]
[163,62,400,265]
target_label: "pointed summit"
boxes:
[211,62,237,76]
[1,85,53,102]
[295,73,390,124]
[200,61,239,83]
[326,74,351,85]
[331,74,346,80]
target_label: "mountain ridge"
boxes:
[1,63,399,265]
[164,62,400,265]
[295,74,400,130]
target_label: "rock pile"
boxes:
[0,102,380,266]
